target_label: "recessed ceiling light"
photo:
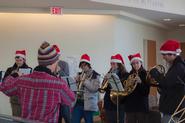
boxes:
[179,24,185,27]
[163,18,171,21]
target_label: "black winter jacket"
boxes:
[3,63,32,104]
[124,68,150,112]
[159,56,185,115]
[3,63,32,81]
[103,70,129,110]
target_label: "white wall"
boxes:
[0,13,115,72]
[167,28,185,41]
[113,16,167,70]
[0,13,167,115]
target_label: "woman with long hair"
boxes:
[100,54,129,123]
[125,53,150,123]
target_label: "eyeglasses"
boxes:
[161,53,173,56]
[80,62,87,67]
[15,57,24,62]
[15,56,21,59]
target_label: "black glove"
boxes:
[11,72,19,78]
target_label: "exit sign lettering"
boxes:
[50,7,62,15]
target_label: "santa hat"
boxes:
[80,54,91,64]
[128,53,143,63]
[53,44,61,54]
[111,54,124,64]
[160,40,181,55]
[15,50,26,59]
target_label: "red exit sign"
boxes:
[50,7,62,15]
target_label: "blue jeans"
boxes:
[58,104,71,123]
[71,105,94,123]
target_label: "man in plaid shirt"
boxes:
[0,42,75,123]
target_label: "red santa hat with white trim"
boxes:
[160,39,181,55]
[111,54,124,64]
[80,54,91,64]
[15,50,26,59]
[128,53,143,63]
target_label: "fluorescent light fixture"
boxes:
[163,18,171,21]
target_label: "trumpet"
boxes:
[77,71,86,92]
[98,78,109,93]
[98,73,112,93]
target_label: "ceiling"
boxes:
[0,0,185,29]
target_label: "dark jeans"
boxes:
[10,96,21,117]
[104,109,125,123]
[58,104,71,123]
[71,105,94,123]
[11,103,21,117]
[148,111,161,123]
[126,112,148,123]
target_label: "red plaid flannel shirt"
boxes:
[0,71,75,123]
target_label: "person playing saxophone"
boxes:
[99,54,129,123]
[71,54,100,123]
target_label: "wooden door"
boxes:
[147,40,157,96]
[180,42,185,59]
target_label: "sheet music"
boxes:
[62,76,77,91]
[18,68,32,75]
[62,56,79,77]
[109,73,124,91]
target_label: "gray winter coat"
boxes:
[83,70,100,111]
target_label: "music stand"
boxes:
[61,76,77,92]
[0,71,5,82]
[109,73,123,123]
[61,76,78,120]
